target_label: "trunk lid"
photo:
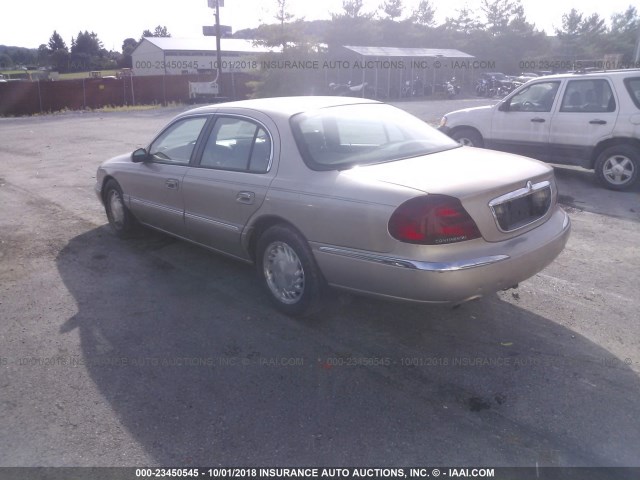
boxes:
[345,146,556,242]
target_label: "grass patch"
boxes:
[58,70,119,80]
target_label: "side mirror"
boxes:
[131,148,149,163]
[498,100,510,112]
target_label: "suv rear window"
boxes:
[624,78,640,109]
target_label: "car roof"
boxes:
[184,96,381,118]
[530,68,640,81]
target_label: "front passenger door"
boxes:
[490,81,561,159]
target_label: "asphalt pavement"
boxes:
[0,100,639,468]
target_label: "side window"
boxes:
[200,117,272,173]
[509,82,560,112]
[149,116,208,165]
[249,128,272,173]
[560,79,616,113]
[623,78,640,109]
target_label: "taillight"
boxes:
[388,195,481,245]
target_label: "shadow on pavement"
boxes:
[56,227,640,467]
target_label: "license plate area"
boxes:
[490,181,552,232]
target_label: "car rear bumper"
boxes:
[311,207,571,304]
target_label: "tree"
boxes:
[71,31,104,56]
[481,0,533,36]
[142,25,171,38]
[444,6,482,35]
[333,0,373,20]
[0,53,12,69]
[44,31,70,72]
[328,0,378,45]
[556,9,583,37]
[379,0,403,20]
[610,5,639,34]
[47,30,67,53]
[69,31,105,71]
[580,13,607,37]
[411,0,436,27]
[121,38,138,68]
[556,9,609,59]
[608,6,640,62]
[257,0,306,50]
[37,44,49,64]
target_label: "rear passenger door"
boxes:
[549,78,618,166]
[182,114,277,259]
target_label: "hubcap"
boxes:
[457,137,474,146]
[603,155,634,185]
[263,241,305,305]
[108,190,125,229]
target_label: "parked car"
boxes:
[440,69,640,190]
[96,97,570,316]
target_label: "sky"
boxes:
[0,0,636,51]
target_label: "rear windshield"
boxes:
[290,103,459,170]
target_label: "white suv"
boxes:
[439,69,640,190]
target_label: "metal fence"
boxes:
[0,73,253,116]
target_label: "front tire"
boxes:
[256,225,324,317]
[451,128,484,147]
[594,145,639,191]
[103,179,138,238]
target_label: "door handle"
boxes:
[589,119,607,125]
[236,191,255,204]
[530,118,545,123]
[165,179,179,190]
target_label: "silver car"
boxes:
[96,97,571,316]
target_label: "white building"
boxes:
[131,37,276,76]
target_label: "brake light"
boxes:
[388,195,481,245]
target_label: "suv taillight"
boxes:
[388,195,481,245]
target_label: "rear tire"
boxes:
[451,128,484,148]
[594,145,639,191]
[103,179,139,238]
[256,225,325,317]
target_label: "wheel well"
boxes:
[101,175,118,202]
[591,138,640,169]
[450,126,482,138]
[245,216,306,263]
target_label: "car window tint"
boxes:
[149,116,207,165]
[248,128,272,173]
[200,117,271,173]
[335,118,405,145]
[624,77,640,109]
[290,103,459,170]
[560,79,616,113]
[508,81,560,112]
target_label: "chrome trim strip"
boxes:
[489,180,551,206]
[184,212,241,232]
[129,196,183,217]
[318,246,510,272]
[489,180,553,233]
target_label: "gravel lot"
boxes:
[1,100,639,468]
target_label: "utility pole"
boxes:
[207,0,224,88]
[215,0,223,83]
